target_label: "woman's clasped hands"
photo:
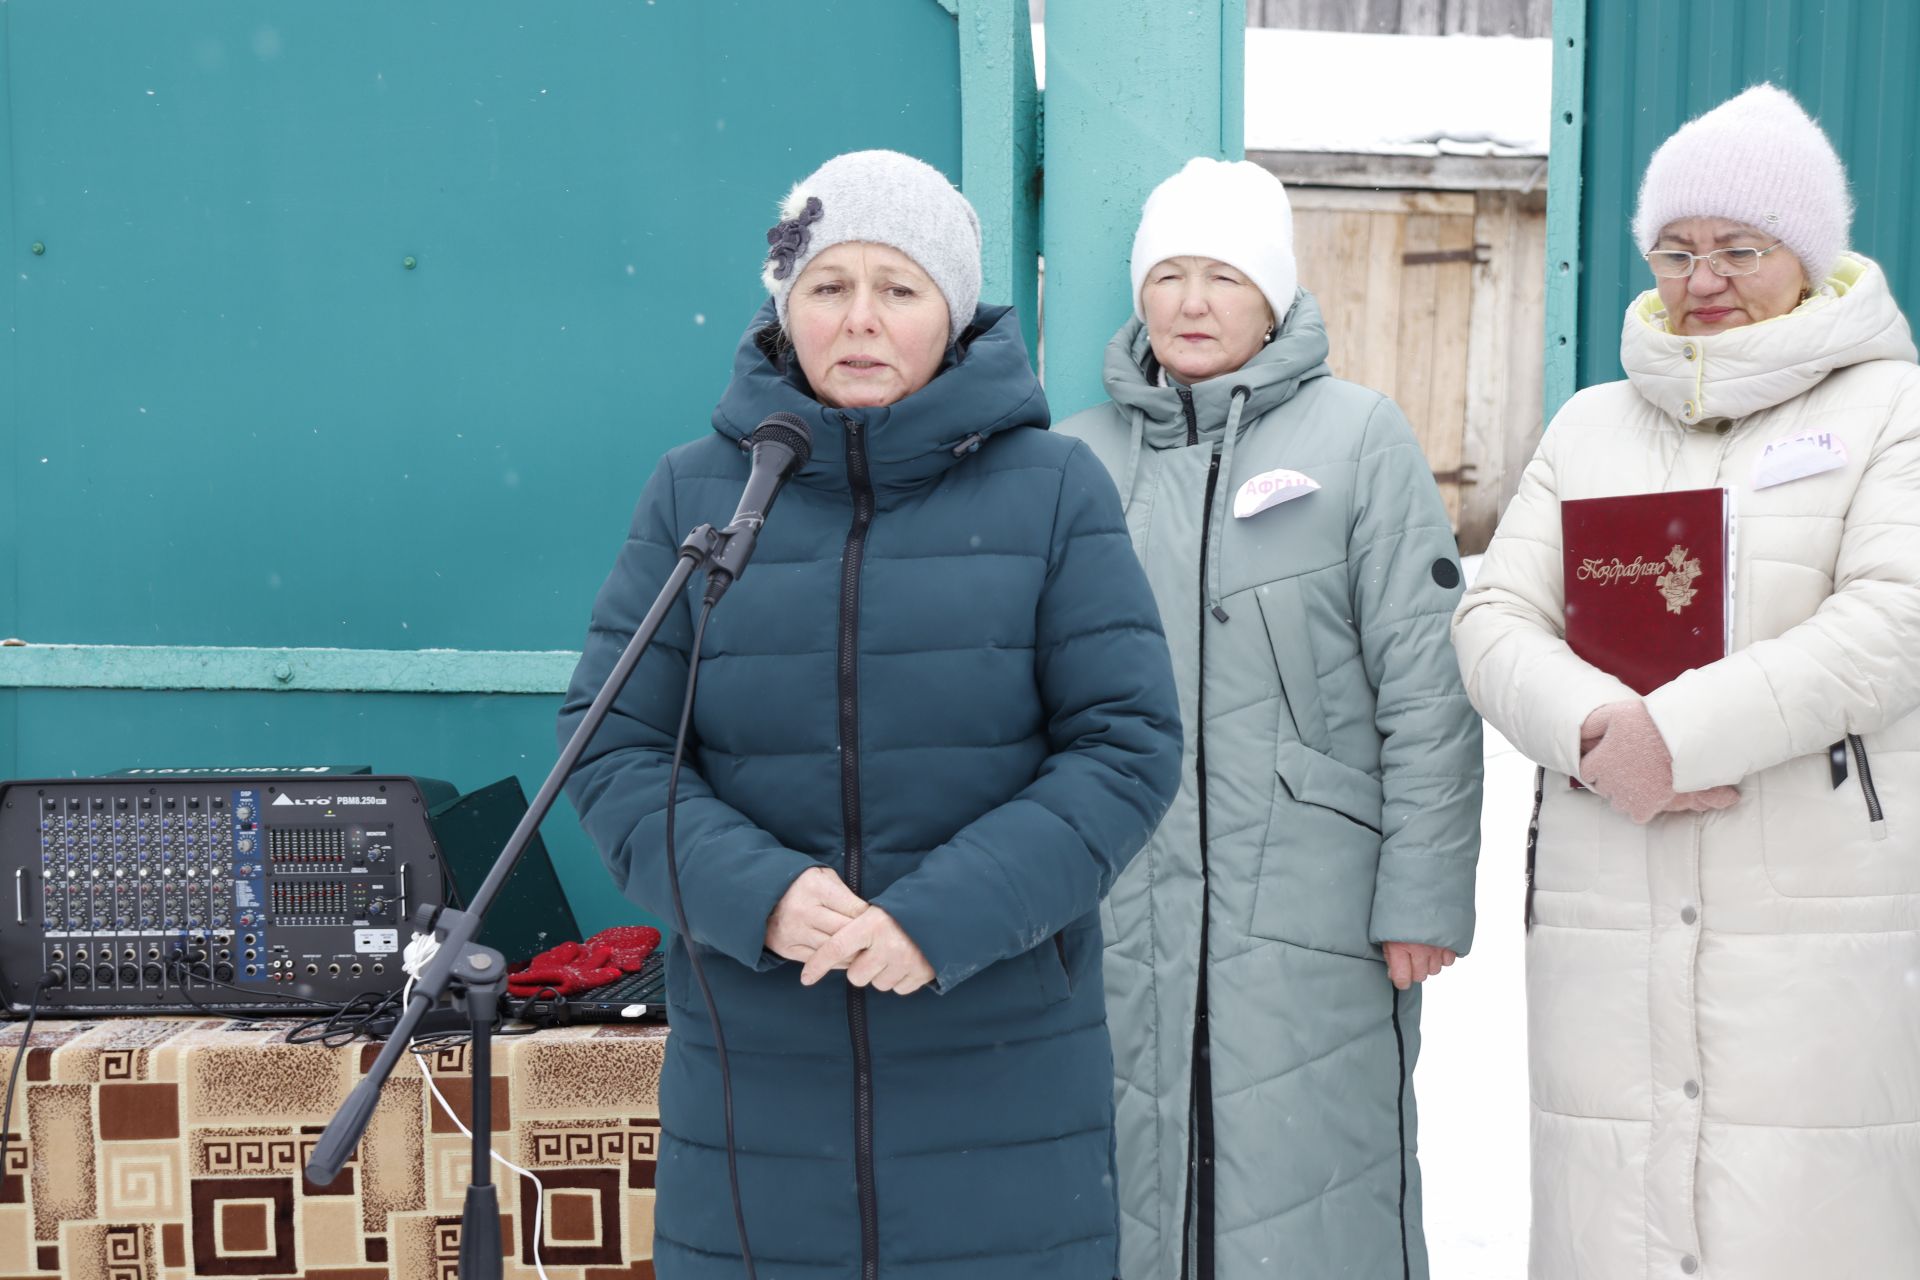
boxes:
[765,865,936,996]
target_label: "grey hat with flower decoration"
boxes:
[761,150,982,338]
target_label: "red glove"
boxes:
[507,926,661,997]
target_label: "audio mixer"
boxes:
[0,774,453,1015]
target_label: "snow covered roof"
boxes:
[1031,27,1551,159]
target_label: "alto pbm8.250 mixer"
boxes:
[0,774,454,1015]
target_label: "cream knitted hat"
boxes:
[1130,158,1298,324]
[761,150,982,338]
[1631,84,1852,284]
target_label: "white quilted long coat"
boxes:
[1454,254,1920,1279]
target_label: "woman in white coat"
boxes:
[1455,84,1920,1279]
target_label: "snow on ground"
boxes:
[1417,721,1533,1278]
[1419,551,1530,1277]
[1029,27,1551,158]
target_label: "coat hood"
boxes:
[1620,252,1918,426]
[1101,288,1333,450]
[1097,289,1332,618]
[711,300,1049,498]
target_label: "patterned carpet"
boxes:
[0,1017,665,1279]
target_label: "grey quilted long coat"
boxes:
[1057,294,1482,1279]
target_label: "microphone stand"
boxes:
[305,520,748,1280]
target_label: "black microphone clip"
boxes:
[699,412,814,606]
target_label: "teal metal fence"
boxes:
[0,0,1247,935]
[0,1,980,932]
[1548,0,1920,416]
[1042,0,1246,419]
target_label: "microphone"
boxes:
[703,412,813,603]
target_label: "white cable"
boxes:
[402,956,549,1280]
[402,931,441,979]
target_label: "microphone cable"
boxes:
[664,596,756,1280]
[1,974,59,1189]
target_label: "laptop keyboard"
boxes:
[582,952,666,1005]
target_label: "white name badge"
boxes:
[1753,431,1847,489]
[1233,467,1320,518]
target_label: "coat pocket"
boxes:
[1033,930,1074,1004]
[1530,776,1604,895]
[1759,738,1920,896]
[666,943,689,1010]
[1247,740,1383,957]
[1256,579,1331,754]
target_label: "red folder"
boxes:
[1561,487,1732,696]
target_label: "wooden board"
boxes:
[1295,196,1475,527]
[1293,184,1546,549]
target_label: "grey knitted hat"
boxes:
[761,150,982,338]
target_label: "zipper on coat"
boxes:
[1524,765,1544,931]
[837,413,882,1280]
[1181,444,1223,1280]
[1847,733,1888,840]
[1176,384,1199,447]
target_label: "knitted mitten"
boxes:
[1579,701,1739,824]
[507,926,662,997]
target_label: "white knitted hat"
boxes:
[1632,84,1853,284]
[761,150,982,338]
[1130,157,1298,324]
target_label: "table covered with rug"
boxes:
[0,1017,666,1279]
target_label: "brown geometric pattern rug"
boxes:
[0,1017,664,1279]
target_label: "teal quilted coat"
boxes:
[559,302,1182,1279]
[1057,295,1482,1280]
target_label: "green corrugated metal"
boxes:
[0,1,979,933]
[1571,0,1920,396]
[1041,0,1246,420]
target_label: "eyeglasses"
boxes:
[1644,242,1788,278]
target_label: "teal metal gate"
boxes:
[0,0,1247,933]
[0,1,999,931]
[1547,0,1920,417]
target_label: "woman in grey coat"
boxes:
[1057,157,1483,1279]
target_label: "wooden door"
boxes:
[1291,188,1478,528]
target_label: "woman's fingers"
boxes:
[802,907,932,994]
[865,961,904,994]
[803,903,864,938]
[1386,944,1412,990]
[845,942,891,989]
[800,918,873,986]
[807,868,869,918]
[1383,942,1461,987]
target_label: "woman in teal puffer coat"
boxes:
[1057,157,1483,1280]
[559,151,1182,1279]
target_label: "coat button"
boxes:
[1682,344,1697,360]
[1684,1079,1700,1098]
[1681,1256,1699,1274]
[1681,400,1697,418]
[1681,906,1698,925]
